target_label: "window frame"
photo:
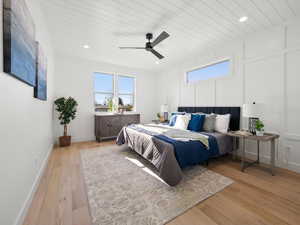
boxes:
[93,72,136,112]
[185,58,232,85]
[93,73,114,112]
[117,75,136,111]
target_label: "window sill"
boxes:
[95,111,138,116]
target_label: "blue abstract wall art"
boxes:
[3,0,37,86]
[34,42,47,101]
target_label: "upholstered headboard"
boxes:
[177,106,241,131]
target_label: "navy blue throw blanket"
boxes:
[127,125,219,169]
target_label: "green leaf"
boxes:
[54,97,78,129]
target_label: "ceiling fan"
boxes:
[119,31,170,60]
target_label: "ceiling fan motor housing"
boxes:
[146,33,153,41]
[145,42,152,51]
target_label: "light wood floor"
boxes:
[23,141,300,225]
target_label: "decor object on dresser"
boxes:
[226,131,279,175]
[242,102,262,134]
[3,0,37,86]
[255,119,265,136]
[54,97,78,147]
[34,42,47,100]
[95,114,140,142]
[107,97,118,113]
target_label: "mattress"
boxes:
[201,132,234,156]
[117,124,234,186]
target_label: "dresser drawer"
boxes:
[95,114,140,142]
[98,116,115,137]
[120,114,140,126]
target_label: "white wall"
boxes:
[156,19,300,173]
[0,1,55,225]
[53,54,158,142]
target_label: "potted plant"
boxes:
[54,97,78,147]
[107,97,118,113]
[255,119,265,136]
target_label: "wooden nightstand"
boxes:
[226,132,280,175]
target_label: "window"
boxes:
[118,75,135,112]
[94,73,114,112]
[186,60,230,83]
[94,73,135,112]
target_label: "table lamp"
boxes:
[160,104,169,121]
[242,102,262,134]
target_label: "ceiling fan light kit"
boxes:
[119,31,170,60]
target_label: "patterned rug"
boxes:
[80,145,233,225]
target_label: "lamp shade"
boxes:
[242,103,262,118]
[160,104,169,113]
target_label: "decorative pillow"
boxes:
[169,115,177,126]
[188,114,206,132]
[174,115,191,130]
[215,114,231,133]
[203,114,217,132]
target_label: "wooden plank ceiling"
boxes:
[38,0,300,70]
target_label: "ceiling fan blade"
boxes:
[119,47,145,49]
[151,31,170,47]
[150,49,164,59]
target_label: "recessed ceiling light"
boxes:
[83,44,90,49]
[239,16,248,23]
[155,61,160,64]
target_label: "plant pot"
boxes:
[159,116,165,122]
[59,136,71,147]
[256,130,264,136]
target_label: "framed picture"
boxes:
[3,0,37,86]
[34,42,47,101]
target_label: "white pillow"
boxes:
[174,114,190,130]
[215,114,231,133]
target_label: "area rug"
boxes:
[80,145,233,225]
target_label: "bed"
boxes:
[116,107,240,186]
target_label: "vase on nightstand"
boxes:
[256,130,264,136]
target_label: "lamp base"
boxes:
[163,112,168,121]
[249,117,259,134]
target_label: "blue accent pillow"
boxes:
[169,115,177,126]
[188,114,206,132]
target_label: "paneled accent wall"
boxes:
[157,20,300,173]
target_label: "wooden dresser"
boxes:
[95,114,140,142]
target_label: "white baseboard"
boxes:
[54,136,96,145]
[287,161,300,173]
[72,136,95,143]
[14,144,54,225]
[243,151,300,173]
